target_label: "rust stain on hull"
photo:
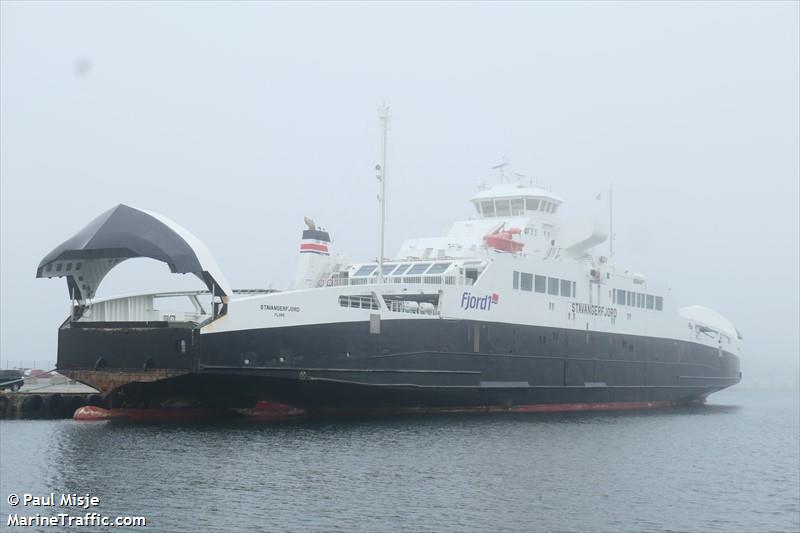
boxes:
[61,369,189,397]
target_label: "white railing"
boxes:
[79,292,209,323]
[322,275,473,288]
[76,289,275,323]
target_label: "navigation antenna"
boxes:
[376,103,390,283]
[491,156,510,183]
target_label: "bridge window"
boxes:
[541,201,550,212]
[513,271,520,289]
[495,200,511,217]
[636,293,644,308]
[547,277,559,295]
[655,296,663,311]
[481,201,495,217]
[511,198,525,216]
[381,264,396,275]
[521,272,533,291]
[646,294,655,309]
[526,199,540,211]
[407,263,431,275]
[535,275,546,293]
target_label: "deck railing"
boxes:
[322,275,473,288]
[76,289,274,324]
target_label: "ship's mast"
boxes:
[377,103,390,283]
[609,183,614,258]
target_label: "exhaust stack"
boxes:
[293,217,333,289]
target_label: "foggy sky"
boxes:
[1,1,798,386]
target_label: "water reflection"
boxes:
[2,390,794,532]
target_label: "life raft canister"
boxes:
[483,227,524,253]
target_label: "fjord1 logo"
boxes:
[461,292,499,311]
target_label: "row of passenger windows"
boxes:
[612,289,663,311]
[352,262,452,277]
[479,198,558,217]
[512,271,576,298]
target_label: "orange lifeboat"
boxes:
[483,227,524,253]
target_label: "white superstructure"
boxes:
[195,178,740,361]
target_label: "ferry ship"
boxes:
[37,117,741,416]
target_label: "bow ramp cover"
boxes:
[36,204,232,301]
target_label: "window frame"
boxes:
[392,264,411,276]
[426,262,451,275]
[560,279,572,298]
[495,199,511,217]
[353,264,377,277]
[547,277,559,296]
[407,263,432,275]
[535,275,546,293]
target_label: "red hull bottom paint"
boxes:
[311,400,689,418]
[74,399,696,422]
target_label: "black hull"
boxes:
[57,318,741,412]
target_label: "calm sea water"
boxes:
[1,388,798,532]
